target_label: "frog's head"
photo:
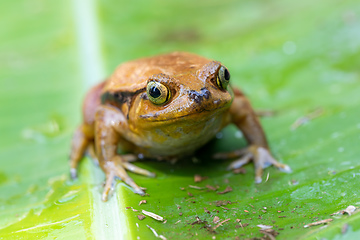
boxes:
[132,60,234,128]
[101,52,235,154]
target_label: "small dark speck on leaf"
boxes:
[213,218,231,230]
[233,168,246,174]
[331,205,357,216]
[304,218,333,228]
[194,174,208,183]
[139,200,147,205]
[204,208,210,214]
[206,185,217,191]
[291,179,299,185]
[191,216,207,225]
[215,200,232,207]
[217,186,233,195]
[260,228,279,239]
[341,205,356,216]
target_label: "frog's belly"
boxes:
[131,114,227,158]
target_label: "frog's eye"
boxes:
[216,66,231,90]
[146,81,171,105]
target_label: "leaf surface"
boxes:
[0,0,359,239]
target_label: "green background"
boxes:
[0,0,359,239]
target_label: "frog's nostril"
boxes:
[188,88,211,104]
[200,87,210,99]
[189,90,203,103]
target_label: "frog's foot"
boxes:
[101,156,156,201]
[214,145,291,183]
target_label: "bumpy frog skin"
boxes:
[70,52,291,201]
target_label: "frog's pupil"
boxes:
[150,86,161,98]
[224,69,230,81]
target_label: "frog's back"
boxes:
[103,52,211,93]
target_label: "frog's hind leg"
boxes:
[70,124,94,179]
[218,88,291,183]
[70,81,104,178]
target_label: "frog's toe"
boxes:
[226,153,252,170]
[257,148,292,173]
[122,162,156,178]
[133,188,146,196]
[112,155,156,177]
[102,171,115,201]
[70,168,78,180]
[122,154,138,162]
[253,146,291,183]
[278,164,292,173]
[255,176,262,184]
[122,175,145,196]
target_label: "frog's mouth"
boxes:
[139,104,229,123]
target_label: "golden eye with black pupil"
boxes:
[216,66,231,90]
[146,81,171,105]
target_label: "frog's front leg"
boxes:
[95,105,155,201]
[215,89,291,183]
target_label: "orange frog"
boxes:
[70,52,291,201]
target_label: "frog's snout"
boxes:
[188,87,210,104]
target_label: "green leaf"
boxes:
[1,0,359,239]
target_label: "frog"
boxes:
[70,52,291,201]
